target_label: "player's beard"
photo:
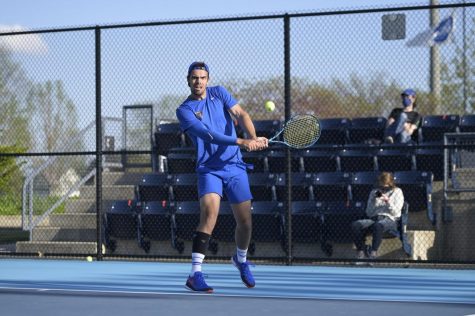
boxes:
[192,85,205,99]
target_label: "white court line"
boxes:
[0,285,473,305]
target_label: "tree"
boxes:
[27,80,83,193]
[27,80,80,152]
[0,47,33,149]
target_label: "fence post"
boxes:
[284,14,292,265]
[95,26,103,260]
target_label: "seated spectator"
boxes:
[351,172,404,263]
[384,89,421,144]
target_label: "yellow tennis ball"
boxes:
[265,101,275,112]
[86,256,93,262]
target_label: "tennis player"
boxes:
[176,62,268,293]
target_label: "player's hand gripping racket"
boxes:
[268,114,321,149]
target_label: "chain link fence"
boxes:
[1,2,475,266]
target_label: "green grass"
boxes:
[0,194,66,216]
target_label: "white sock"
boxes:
[237,247,248,263]
[191,252,205,276]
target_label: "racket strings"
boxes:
[283,115,320,149]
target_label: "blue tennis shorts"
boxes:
[198,167,252,204]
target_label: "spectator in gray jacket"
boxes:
[351,172,404,263]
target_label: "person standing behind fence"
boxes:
[351,172,404,263]
[384,88,421,144]
[176,61,268,293]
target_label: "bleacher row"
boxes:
[103,114,471,257]
[103,170,431,256]
[154,114,474,154]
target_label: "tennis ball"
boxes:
[86,256,93,262]
[265,100,275,112]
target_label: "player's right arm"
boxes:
[176,107,237,145]
[176,106,261,151]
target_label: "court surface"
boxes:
[0,258,474,316]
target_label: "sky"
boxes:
[0,0,466,142]
[1,0,427,30]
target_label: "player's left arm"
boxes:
[229,104,257,140]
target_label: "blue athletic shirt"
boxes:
[176,86,245,173]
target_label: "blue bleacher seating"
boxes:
[171,173,199,201]
[154,122,187,155]
[419,115,460,143]
[291,172,315,201]
[103,200,143,252]
[347,117,387,144]
[394,170,434,224]
[167,152,196,174]
[250,201,286,253]
[338,147,378,172]
[140,200,173,242]
[376,144,416,172]
[318,118,349,145]
[313,171,351,202]
[415,146,444,181]
[174,201,200,242]
[291,200,324,243]
[136,173,173,203]
[320,201,366,254]
[460,115,475,133]
[241,151,268,173]
[350,171,380,202]
[248,172,279,201]
[267,149,301,173]
[300,148,339,173]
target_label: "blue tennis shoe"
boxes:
[185,272,213,293]
[231,255,255,288]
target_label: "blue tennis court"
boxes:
[1,259,474,316]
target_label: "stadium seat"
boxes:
[140,200,174,245]
[248,172,279,201]
[313,171,352,202]
[241,151,269,173]
[274,172,314,202]
[250,201,286,254]
[350,171,380,202]
[415,145,444,181]
[267,149,301,173]
[291,200,325,243]
[136,173,173,203]
[318,118,350,145]
[166,152,196,174]
[103,200,142,253]
[376,144,416,172]
[338,147,378,172]
[171,173,199,201]
[347,117,386,144]
[394,171,435,224]
[459,114,475,133]
[418,115,460,143]
[291,172,315,201]
[154,122,187,155]
[319,201,366,255]
[252,119,282,139]
[174,201,200,242]
[300,148,339,173]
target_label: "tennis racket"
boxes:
[268,114,321,149]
